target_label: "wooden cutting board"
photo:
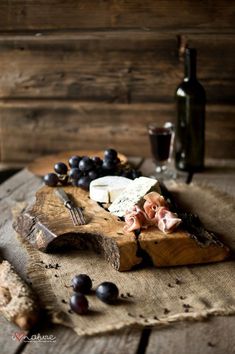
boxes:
[27,150,127,177]
[13,185,230,271]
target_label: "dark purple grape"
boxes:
[71,179,79,186]
[69,168,82,180]
[72,274,92,294]
[88,170,99,181]
[121,169,132,178]
[114,157,121,165]
[77,176,91,190]
[131,169,142,179]
[104,148,118,161]
[104,156,119,167]
[79,157,94,172]
[96,282,119,304]
[115,167,123,176]
[92,156,103,167]
[102,159,116,171]
[44,173,59,187]
[68,155,81,168]
[70,293,89,315]
[96,167,105,177]
[59,175,69,185]
[54,162,68,175]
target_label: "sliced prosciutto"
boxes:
[157,207,182,234]
[123,205,148,232]
[123,191,182,234]
[143,191,168,222]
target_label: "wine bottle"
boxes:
[175,48,206,172]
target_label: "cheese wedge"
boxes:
[89,176,132,203]
[108,177,161,217]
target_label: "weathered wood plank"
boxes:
[0,101,234,163]
[0,32,180,103]
[0,32,234,103]
[181,33,235,104]
[0,0,234,32]
[22,325,141,354]
[146,316,235,354]
[0,171,40,353]
[0,170,42,278]
[0,315,25,354]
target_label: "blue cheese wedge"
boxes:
[89,176,132,203]
[108,177,161,217]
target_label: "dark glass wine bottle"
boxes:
[175,48,206,172]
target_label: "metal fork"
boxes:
[54,188,86,226]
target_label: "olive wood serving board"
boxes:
[13,185,230,271]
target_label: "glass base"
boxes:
[150,166,177,181]
[155,165,167,173]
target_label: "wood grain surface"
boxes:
[0,158,234,354]
[0,32,181,103]
[147,316,235,354]
[0,101,234,164]
[0,0,234,31]
[14,185,142,271]
[22,325,141,354]
[0,32,233,104]
[0,1,234,166]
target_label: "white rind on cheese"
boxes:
[108,177,161,217]
[89,176,132,203]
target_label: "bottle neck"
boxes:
[184,49,197,81]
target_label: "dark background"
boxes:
[0,0,234,167]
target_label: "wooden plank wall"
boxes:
[0,0,235,165]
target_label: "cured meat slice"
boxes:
[124,191,182,234]
[124,206,147,232]
[157,207,182,234]
[143,192,168,222]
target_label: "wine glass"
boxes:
[147,122,176,180]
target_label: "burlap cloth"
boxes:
[16,182,235,336]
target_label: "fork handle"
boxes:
[55,188,72,205]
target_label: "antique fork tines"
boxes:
[54,188,86,226]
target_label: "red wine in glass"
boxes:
[148,123,175,177]
[149,127,172,162]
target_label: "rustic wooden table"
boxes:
[1,157,235,354]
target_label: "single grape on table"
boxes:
[70,293,89,315]
[72,274,92,294]
[96,282,119,304]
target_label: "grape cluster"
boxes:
[43,148,141,190]
[69,274,119,315]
